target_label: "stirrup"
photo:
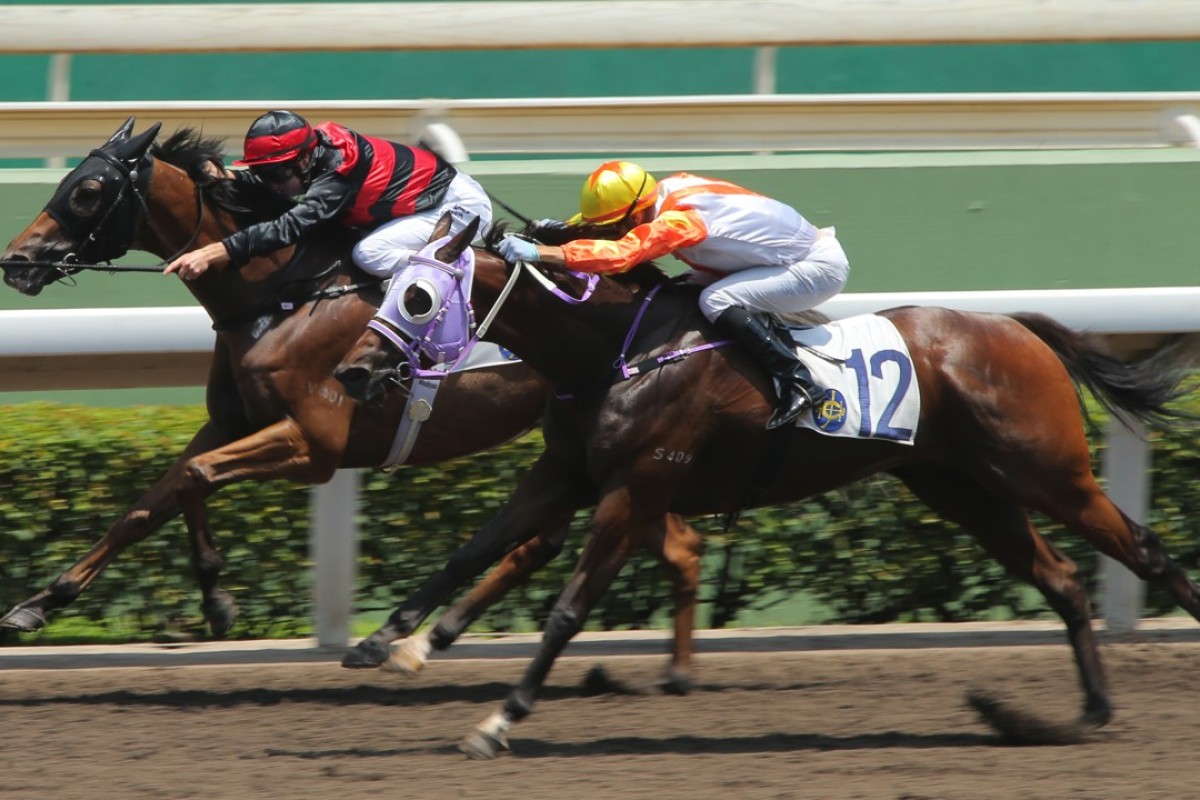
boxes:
[766,392,814,430]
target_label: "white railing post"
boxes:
[753,46,776,95]
[310,468,360,648]
[1169,111,1200,147]
[1099,417,1149,633]
[44,54,71,169]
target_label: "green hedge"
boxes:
[2,399,1199,642]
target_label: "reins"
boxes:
[475,257,598,341]
[0,259,166,274]
[475,255,729,399]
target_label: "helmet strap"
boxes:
[616,171,650,228]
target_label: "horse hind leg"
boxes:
[646,514,703,694]
[895,466,1112,738]
[576,513,704,696]
[990,427,1200,621]
[1042,478,1200,622]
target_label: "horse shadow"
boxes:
[0,678,835,710]
[254,730,1001,762]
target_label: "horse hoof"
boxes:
[657,667,693,696]
[202,591,238,639]
[1082,705,1113,730]
[381,636,431,677]
[459,730,509,760]
[0,605,47,633]
[341,638,389,669]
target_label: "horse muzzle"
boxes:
[334,364,374,402]
[1,257,50,296]
[335,362,409,406]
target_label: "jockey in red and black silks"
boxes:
[220,111,492,278]
[315,123,453,227]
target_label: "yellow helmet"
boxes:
[568,160,658,226]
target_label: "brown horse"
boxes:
[0,118,703,687]
[336,221,1200,757]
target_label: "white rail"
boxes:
[5,93,1200,160]
[4,288,1198,364]
[2,289,1196,643]
[5,1,1200,53]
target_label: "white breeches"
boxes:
[352,172,494,278]
[698,229,850,322]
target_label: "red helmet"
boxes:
[233,110,317,167]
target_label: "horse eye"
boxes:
[403,284,435,317]
[68,179,104,217]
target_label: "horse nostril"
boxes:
[335,366,370,400]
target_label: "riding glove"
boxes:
[498,234,541,263]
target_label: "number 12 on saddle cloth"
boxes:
[788,314,919,444]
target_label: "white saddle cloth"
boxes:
[787,314,920,445]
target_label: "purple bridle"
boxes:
[367,238,479,380]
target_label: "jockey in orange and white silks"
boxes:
[552,170,844,323]
[497,160,850,430]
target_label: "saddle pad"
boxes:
[788,314,920,445]
[453,340,522,373]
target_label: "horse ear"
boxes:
[105,116,137,146]
[430,211,454,242]
[115,122,163,162]
[434,216,481,263]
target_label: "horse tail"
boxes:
[1009,311,1198,432]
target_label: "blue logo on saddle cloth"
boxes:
[812,388,849,432]
[790,314,920,445]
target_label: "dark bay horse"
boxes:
[336,222,1200,757]
[0,119,703,685]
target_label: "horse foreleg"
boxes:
[0,421,232,635]
[176,417,345,636]
[461,487,653,759]
[345,450,591,669]
[897,466,1112,733]
[387,514,703,692]
[179,484,237,638]
[383,524,571,676]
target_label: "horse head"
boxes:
[335,212,480,404]
[2,116,161,296]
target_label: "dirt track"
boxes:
[1,641,1197,800]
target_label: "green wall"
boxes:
[4,151,1198,314]
[6,1,1200,103]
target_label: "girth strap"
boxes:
[614,283,731,381]
[722,425,795,532]
[384,377,441,469]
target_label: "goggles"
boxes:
[251,160,298,184]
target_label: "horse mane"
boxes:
[151,127,292,226]
[483,221,671,291]
[152,127,225,176]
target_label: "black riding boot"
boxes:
[715,307,823,430]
